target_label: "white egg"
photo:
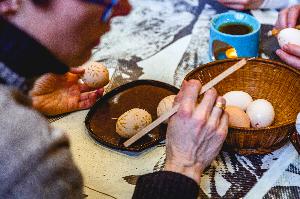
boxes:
[246,99,275,128]
[277,28,300,49]
[223,91,253,110]
[81,61,109,88]
[296,112,300,134]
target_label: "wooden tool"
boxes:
[267,25,300,37]
[123,58,249,147]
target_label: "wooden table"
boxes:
[51,1,300,198]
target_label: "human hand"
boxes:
[164,80,228,183]
[276,44,300,70]
[275,5,300,29]
[217,0,264,10]
[30,68,104,116]
[0,0,20,16]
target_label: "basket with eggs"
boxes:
[185,58,300,155]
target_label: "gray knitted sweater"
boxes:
[0,85,83,198]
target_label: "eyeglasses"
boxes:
[85,0,119,22]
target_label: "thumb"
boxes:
[69,67,85,75]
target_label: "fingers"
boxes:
[216,112,229,140]
[0,0,20,15]
[177,80,202,117]
[276,49,300,69]
[287,6,300,28]
[206,97,226,128]
[79,88,104,101]
[282,44,300,57]
[275,6,300,29]
[276,8,289,29]
[78,89,104,110]
[173,80,187,106]
[193,88,218,120]
[69,67,85,75]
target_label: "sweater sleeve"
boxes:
[132,171,199,199]
[259,0,299,9]
[0,86,83,199]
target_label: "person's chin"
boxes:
[70,51,92,67]
[80,51,93,65]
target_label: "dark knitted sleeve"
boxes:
[132,171,199,199]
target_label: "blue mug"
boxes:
[209,11,261,61]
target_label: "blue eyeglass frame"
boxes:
[85,0,119,22]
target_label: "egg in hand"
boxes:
[246,99,275,128]
[81,61,109,88]
[277,28,300,48]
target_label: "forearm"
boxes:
[260,0,299,9]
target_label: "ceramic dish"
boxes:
[85,80,179,152]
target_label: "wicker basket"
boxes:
[185,58,300,155]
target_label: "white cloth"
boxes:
[260,0,299,9]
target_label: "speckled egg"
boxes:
[116,108,152,138]
[246,99,275,128]
[157,95,176,124]
[81,61,109,88]
[225,106,251,128]
[223,91,253,111]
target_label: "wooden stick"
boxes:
[123,58,248,147]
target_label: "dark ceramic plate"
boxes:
[85,80,179,152]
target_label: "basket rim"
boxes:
[184,58,300,133]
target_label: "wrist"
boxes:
[164,160,203,184]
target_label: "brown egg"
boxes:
[225,106,251,128]
[116,108,152,138]
[157,95,176,124]
[81,61,109,88]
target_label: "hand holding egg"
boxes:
[81,61,109,88]
[276,28,300,70]
[277,28,300,49]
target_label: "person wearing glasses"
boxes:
[0,0,228,198]
[217,0,299,10]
